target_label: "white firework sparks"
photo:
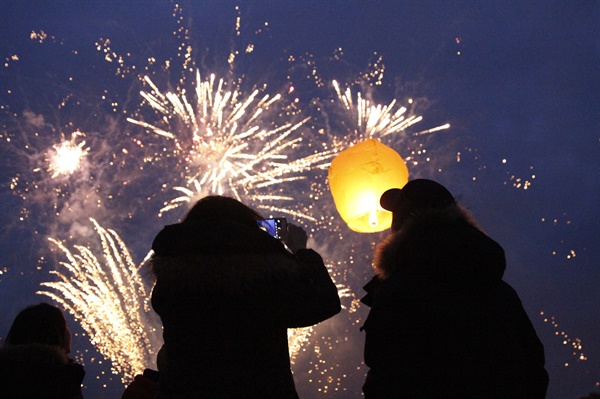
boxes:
[38,219,157,383]
[128,70,336,217]
[332,79,450,140]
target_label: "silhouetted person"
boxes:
[150,195,341,398]
[0,302,85,399]
[361,179,548,398]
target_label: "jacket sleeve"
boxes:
[276,248,341,328]
[494,281,549,397]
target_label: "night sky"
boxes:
[1,1,598,398]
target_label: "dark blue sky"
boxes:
[1,1,598,398]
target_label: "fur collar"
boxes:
[373,204,505,287]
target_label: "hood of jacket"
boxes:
[373,205,505,292]
[151,217,307,295]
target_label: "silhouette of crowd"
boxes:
[2,182,554,398]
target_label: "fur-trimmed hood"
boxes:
[373,204,505,291]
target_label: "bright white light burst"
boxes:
[46,131,89,178]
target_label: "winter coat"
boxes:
[0,343,85,399]
[361,207,549,398]
[151,217,341,399]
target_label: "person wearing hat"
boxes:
[361,179,548,398]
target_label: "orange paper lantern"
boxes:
[328,139,409,233]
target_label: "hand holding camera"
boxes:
[259,217,307,253]
[283,223,307,254]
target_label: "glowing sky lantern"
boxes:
[328,139,409,233]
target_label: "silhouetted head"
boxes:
[380,179,456,232]
[4,303,71,354]
[183,195,264,227]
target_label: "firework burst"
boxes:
[38,219,157,382]
[332,79,450,143]
[128,70,336,218]
[44,131,89,178]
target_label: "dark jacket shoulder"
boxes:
[0,344,85,399]
[151,217,340,327]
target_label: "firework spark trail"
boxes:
[332,79,450,141]
[128,70,337,218]
[38,219,156,382]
